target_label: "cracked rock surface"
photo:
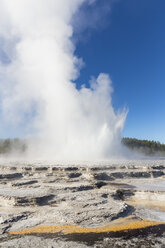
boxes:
[0,159,165,247]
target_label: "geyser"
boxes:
[0,0,127,160]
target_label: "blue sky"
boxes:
[0,0,165,144]
[76,0,165,143]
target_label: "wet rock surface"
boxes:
[0,160,165,247]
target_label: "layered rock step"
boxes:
[0,160,165,247]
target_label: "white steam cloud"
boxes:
[0,0,127,160]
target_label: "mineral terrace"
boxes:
[0,160,165,248]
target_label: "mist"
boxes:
[0,0,127,160]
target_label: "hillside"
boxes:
[122,137,165,156]
[0,138,165,156]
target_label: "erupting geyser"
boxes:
[0,0,127,160]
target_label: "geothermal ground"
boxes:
[0,160,165,247]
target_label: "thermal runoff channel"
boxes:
[0,0,127,160]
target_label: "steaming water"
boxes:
[0,0,127,160]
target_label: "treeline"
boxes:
[122,137,165,156]
[0,137,165,156]
[0,138,27,154]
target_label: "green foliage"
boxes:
[0,137,165,156]
[122,137,165,156]
[0,138,27,155]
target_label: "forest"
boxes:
[122,137,165,156]
[0,138,26,154]
[0,137,165,156]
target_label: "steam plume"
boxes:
[0,0,127,160]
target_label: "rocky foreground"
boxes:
[0,160,165,247]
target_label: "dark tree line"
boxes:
[0,137,165,156]
[122,137,165,156]
[0,138,26,154]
